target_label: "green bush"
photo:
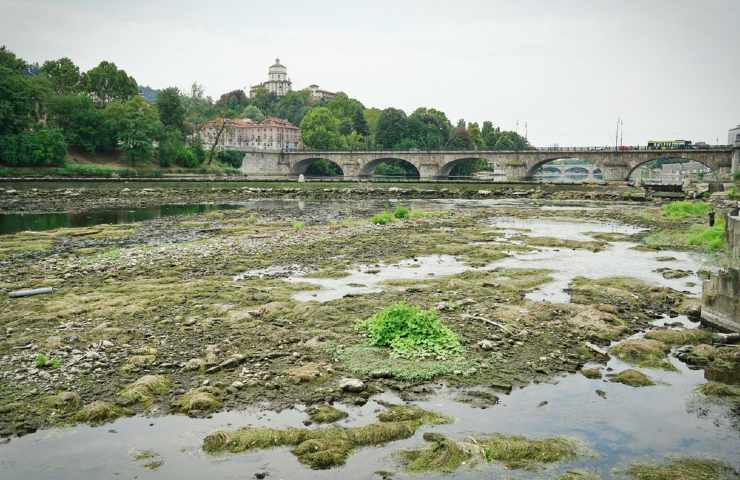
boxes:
[688,219,726,251]
[728,186,738,200]
[0,128,67,166]
[661,201,711,219]
[177,147,198,168]
[393,205,410,219]
[358,304,463,359]
[216,150,244,169]
[371,212,394,225]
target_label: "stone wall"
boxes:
[729,214,740,260]
[701,268,739,332]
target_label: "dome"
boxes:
[269,58,287,73]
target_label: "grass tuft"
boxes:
[661,201,711,219]
[307,405,348,423]
[610,338,676,371]
[611,369,655,387]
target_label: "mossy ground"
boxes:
[0,197,711,438]
[610,339,676,371]
[611,369,655,387]
[307,405,348,423]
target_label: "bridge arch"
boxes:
[527,157,603,182]
[359,157,420,178]
[626,156,716,182]
[438,157,491,178]
[291,157,344,177]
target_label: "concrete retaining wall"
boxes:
[701,268,739,332]
[728,215,740,259]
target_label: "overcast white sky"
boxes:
[2,0,739,146]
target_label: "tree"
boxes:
[0,46,30,73]
[467,122,482,149]
[217,89,248,110]
[481,121,498,149]
[40,57,81,95]
[250,87,278,117]
[275,90,309,125]
[352,109,369,137]
[47,94,113,152]
[182,81,214,134]
[408,108,451,150]
[363,107,381,142]
[0,128,66,166]
[299,107,342,150]
[447,127,473,150]
[156,87,186,133]
[157,127,184,167]
[82,61,138,105]
[242,105,265,122]
[375,108,409,149]
[104,96,161,164]
[0,65,42,136]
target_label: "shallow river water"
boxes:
[0,198,737,479]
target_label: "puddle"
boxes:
[489,216,645,242]
[286,255,469,302]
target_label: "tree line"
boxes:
[1,46,530,173]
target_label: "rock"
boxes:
[477,340,495,351]
[230,380,244,390]
[254,471,268,479]
[339,378,365,392]
[580,367,602,379]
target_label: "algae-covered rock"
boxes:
[44,391,81,411]
[626,457,739,480]
[172,386,222,414]
[287,363,326,383]
[307,405,348,424]
[74,400,130,424]
[376,405,449,424]
[696,382,740,397]
[400,432,582,472]
[580,367,602,379]
[644,329,714,346]
[610,338,675,370]
[557,470,602,480]
[119,375,171,406]
[611,369,655,387]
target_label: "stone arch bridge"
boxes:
[239,147,738,181]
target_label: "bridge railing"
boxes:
[287,145,733,154]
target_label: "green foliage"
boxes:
[34,353,48,368]
[661,201,711,219]
[215,150,244,169]
[408,108,451,149]
[0,64,50,136]
[40,57,81,95]
[393,205,410,219]
[687,219,726,251]
[373,159,419,177]
[300,107,342,150]
[104,96,161,164]
[0,128,67,166]
[156,87,186,132]
[292,221,305,230]
[358,304,463,359]
[157,127,184,167]
[727,186,738,200]
[242,105,265,122]
[82,61,138,105]
[47,94,112,153]
[305,159,342,176]
[371,211,394,225]
[376,108,409,149]
[447,127,473,149]
[275,90,309,125]
[0,46,30,73]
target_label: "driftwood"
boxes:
[9,287,53,298]
[584,341,609,357]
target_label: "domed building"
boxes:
[249,58,292,97]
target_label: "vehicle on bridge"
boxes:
[647,139,693,149]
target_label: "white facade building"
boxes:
[200,117,301,151]
[729,125,740,146]
[249,58,292,97]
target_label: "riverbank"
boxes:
[0,180,668,214]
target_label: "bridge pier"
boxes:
[601,163,630,182]
[504,163,528,181]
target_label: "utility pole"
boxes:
[620,118,624,147]
[615,117,620,150]
[525,121,528,141]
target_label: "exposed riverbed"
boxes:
[0,192,737,479]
